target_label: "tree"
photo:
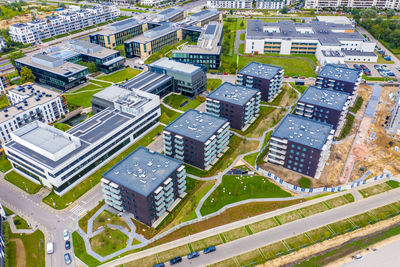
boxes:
[20,66,35,84]
[8,51,24,67]
[387,9,395,18]
[281,6,290,14]
[359,8,377,18]
[240,20,244,28]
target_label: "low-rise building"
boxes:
[172,22,223,70]
[148,57,206,97]
[295,86,350,135]
[0,83,67,144]
[206,82,260,130]
[163,109,230,169]
[267,114,334,179]
[102,146,186,226]
[156,7,186,22]
[207,0,252,9]
[387,87,400,135]
[237,62,283,102]
[4,89,161,195]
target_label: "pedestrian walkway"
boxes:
[7,214,35,234]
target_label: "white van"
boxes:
[46,242,54,254]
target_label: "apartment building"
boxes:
[237,62,283,102]
[256,0,293,9]
[0,83,67,144]
[295,86,350,135]
[315,64,362,105]
[245,20,376,64]
[206,82,261,130]
[304,0,400,9]
[102,146,186,226]
[141,0,165,6]
[172,22,223,70]
[387,87,400,135]
[90,18,147,49]
[267,114,334,179]
[10,3,120,44]
[4,89,161,195]
[163,109,230,170]
[148,57,207,97]
[156,7,186,22]
[207,0,252,9]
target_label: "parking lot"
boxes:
[347,63,400,79]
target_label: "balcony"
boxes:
[164,134,171,141]
[110,193,121,200]
[155,196,165,206]
[113,204,124,212]
[175,154,184,161]
[178,180,186,188]
[175,138,184,145]
[164,182,173,192]
[267,155,284,165]
[105,199,113,206]
[156,208,166,217]
[112,198,122,206]
[178,186,186,195]
[177,168,186,178]
[110,187,120,194]
[164,192,174,203]
[164,139,172,146]
[175,148,184,156]
[155,202,165,211]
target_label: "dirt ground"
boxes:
[0,5,55,29]
[10,238,26,267]
[259,215,400,267]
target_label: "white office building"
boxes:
[3,86,161,195]
[207,0,252,9]
[305,0,400,9]
[387,87,400,135]
[0,83,67,144]
[9,3,120,44]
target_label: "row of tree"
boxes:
[361,18,400,49]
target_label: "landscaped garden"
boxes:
[97,67,142,83]
[93,210,130,231]
[206,78,222,91]
[163,93,202,111]
[64,84,104,108]
[4,171,42,194]
[160,105,181,124]
[90,227,129,257]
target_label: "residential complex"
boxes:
[102,146,186,226]
[163,109,230,169]
[245,20,376,65]
[267,114,334,179]
[10,3,120,44]
[207,0,252,9]
[256,0,292,9]
[237,62,283,102]
[156,7,186,22]
[0,83,67,144]
[172,22,223,70]
[3,89,161,195]
[304,0,400,10]
[206,82,261,130]
[148,57,207,97]
[387,87,400,135]
[295,86,350,134]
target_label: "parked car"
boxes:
[300,76,306,79]
[204,246,216,254]
[153,263,165,267]
[292,75,298,78]
[373,64,380,69]
[46,242,54,254]
[187,251,200,259]
[65,240,71,250]
[353,64,361,70]
[170,256,182,265]
[360,64,367,69]
[284,75,289,78]
[64,253,72,265]
[63,229,70,241]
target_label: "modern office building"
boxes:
[387,87,400,135]
[206,82,260,130]
[245,20,376,64]
[237,62,283,102]
[207,0,252,9]
[315,64,362,105]
[305,0,400,10]
[172,22,223,70]
[267,114,334,179]
[90,18,147,49]
[10,3,120,44]
[256,0,293,9]
[148,57,207,97]
[156,7,186,22]
[187,9,223,27]
[4,89,161,195]
[295,86,350,135]
[163,109,230,169]
[120,71,173,97]
[102,146,186,226]
[124,22,182,59]
[15,53,89,91]
[0,83,67,144]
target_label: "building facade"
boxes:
[148,57,207,97]
[256,0,292,9]
[237,62,283,102]
[267,114,334,179]
[164,109,230,169]
[387,87,400,135]
[4,89,161,195]
[304,0,400,10]
[207,0,252,9]
[102,146,186,226]
[206,82,261,130]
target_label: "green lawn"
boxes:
[299,177,311,188]
[206,78,222,91]
[79,201,104,233]
[338,114,355,140]
[243,152,258,166]
[0,93,10,109]
[200,175,292,215]
[53,122,71,132]
[13,215,30,229]
[231,106,277,138]
[163,93,202,111]
[160,105,181,124]
[350,96,364,114]
[386,180,400,189]
[64,84,104,108]
[144,40,186,65]
[72,231,102,267]
[289,82,308,94]
[256,131,273,166]
[93,210,130,231]
[238,43,245,54]
[4,171,42,194]
[359,183,392,198]
[97,67,142,83]
[42,125,164,209]
[90,227,128,256]
[0,152,12,172]
[362,74,391,81]
[240,33,245,41]
[114,44,125,57]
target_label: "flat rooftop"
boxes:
[94,18,141,36]
[127,23,178,43]
[120,71,172,93]
[165,109,228,143]
[316,16,352,25]
[238,62,282,80]
[92,85,132,103]
[157,7,184,20]
[207,82,259,106]
[103,146,182,196]
[317,64,361,83]
[149,57,201,74]
[342,50,377,57]
[189,9,220,22]
[272,114,333,150]
[298,86,350,110]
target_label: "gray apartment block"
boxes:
[206,82,260,130]
[148,57,207,97]
[101,146,186,226]
[295,86,351,135]
[163,109,230,170]
[237,62,283,102]
[267,114,334,179]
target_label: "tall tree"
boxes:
[20,66,35,84]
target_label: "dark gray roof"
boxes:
[103,146,182,197]
[165,109,228,143]
[272,114,333,150]
[317,64,361,83]
[120,71,172,93]
[342,50,377,57]
[238,62,282,80]
[298,86,350,111]
[207,82,259,106]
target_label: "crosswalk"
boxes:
[68,203,87,217]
